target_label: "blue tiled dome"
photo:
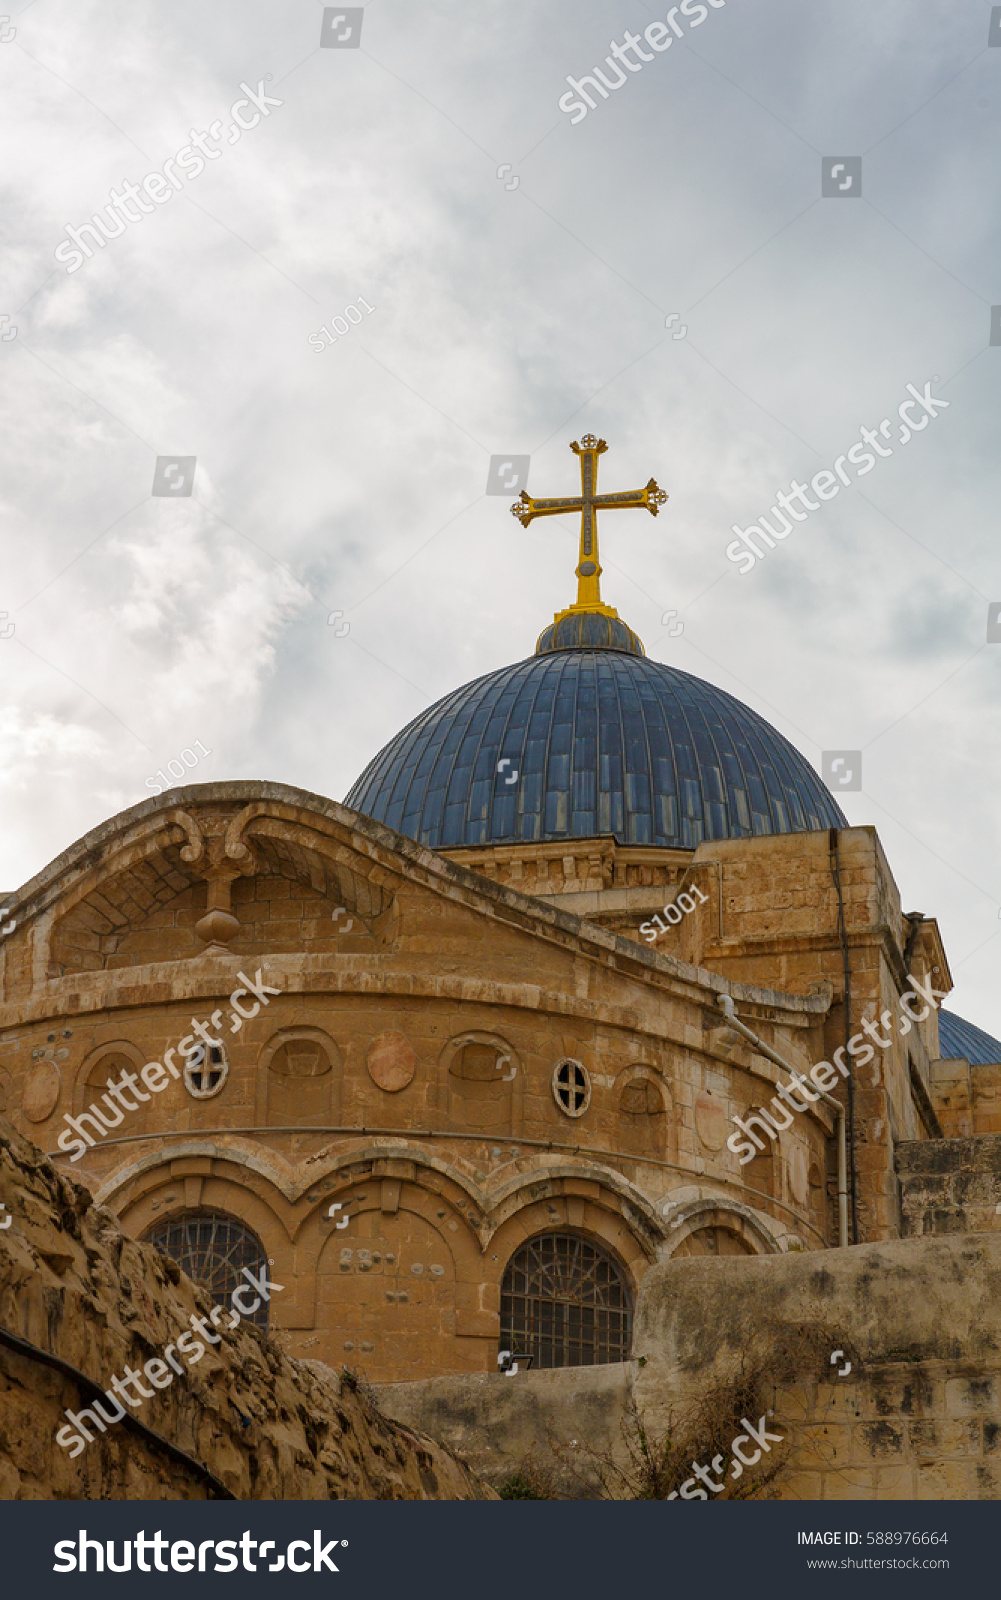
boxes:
[345,649,847,851]
[937,1010,1001,1065]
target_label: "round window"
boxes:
[552,1057,590,1118]
[183,1042,229,1099]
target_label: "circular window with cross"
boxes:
[183,1042,229,1099]
[552,1057,590,1118]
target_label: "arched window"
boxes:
[500,1232,632,1368]
[145,1212,270,1329]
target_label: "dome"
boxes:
[937,1010,1001,1066]
[345,648,847,851]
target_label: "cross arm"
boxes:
[510,492,584,527]
[592,478,668,516]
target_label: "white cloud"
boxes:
[0,0,998,1033]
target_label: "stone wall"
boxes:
[896,1135,1001,1237]
[928,1059,1001,1138]
[377,1363,634,1490]
[0,783,844,1385]
[0,1117,493,1500]
[459,822,953,1248]
[380,1234,1001,1500]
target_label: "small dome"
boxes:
[345,649,847,851]
[536,613,645,657]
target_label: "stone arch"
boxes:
[48,833,205,976]
[486,1179,654,1353]
[613,1063,671,1159]
[115,1162,289,1244]
[437,1030,523,1135]
[307,1168,483,1383]
[230,820,398,957]
[74,1039,144,1111]
[255,1026,342,1127]
[661,1197,781,1258]
[288,1142,485,1221]
[486,1164,665,1258]
[104,1151,297,1318]
[743,1138,778,1201]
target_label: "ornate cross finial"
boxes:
[510,435,667,611]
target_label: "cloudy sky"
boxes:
[1,0,998,1030]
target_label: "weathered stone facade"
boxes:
[0,1117,492,1499]
[450,824,953,1244]
[0,778,995,1394]
[897,1136,1001,1238]
[380,1233,1001,1501]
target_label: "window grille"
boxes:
[145,1212,269,1328]
[500,1232,631,1368]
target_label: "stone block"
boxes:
[916,1461,971,1498]
[909,1418,980,1457]
[872,1464,916,1498]
[952,1172,1000,1207]
[869,1372,935,1418]
[777,1469,824,1500]
[944,1376,996,1415]
[813,1385,869,1422]
[822,1466,874,1499]
[858,1419,906,1459]
[797,1423,852,1468]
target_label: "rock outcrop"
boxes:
[0,1117,493,1500]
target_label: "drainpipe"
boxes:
[717,993,849,1249]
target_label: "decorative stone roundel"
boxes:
[367,1030,416,1093]
[23,1059,61,1123]
[694,1089,727,1152]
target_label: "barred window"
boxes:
[145,1212,269,1329]
[500,1232,632,1368]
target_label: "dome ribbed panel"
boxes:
[344,652,847,849]
[937,1010,1001,1066]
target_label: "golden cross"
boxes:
[510,435,667,610]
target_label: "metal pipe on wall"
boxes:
[717,992,849,1250]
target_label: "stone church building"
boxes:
[1,436,998,1386]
